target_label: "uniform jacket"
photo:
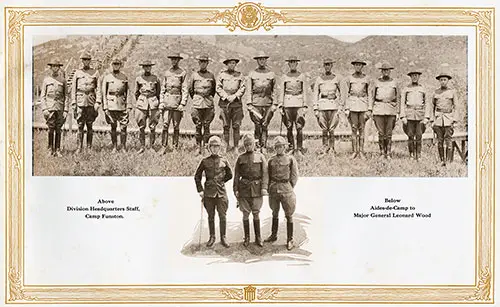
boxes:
[216,70,246,108]
[427,87,458,127]
[102,72,130,111]
[370,77,400,116]
[233,151,268,198]
[343,74,372,112]
[313,73,342,111]
[280,71,307,108]
[400,83,427,121]
[189,70,216,109]
[247,69,277,107]
[71,68,101,108]
[268,153,298,195]
[160,68,188,109]
[41,74,69,112]
[134,74,160,110]
[194,154,233,198]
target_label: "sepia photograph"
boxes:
[32,34,468,177]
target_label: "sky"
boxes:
[33,35,368,46]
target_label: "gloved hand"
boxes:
[42,109,50,119]
[159,103,165,111]
[234,191,239,198]
[401,117,408,125]
[94,103,100,112]
[198,191,204,198]
[177,105,185,112]
[270,104,278,112]
[344,109,350,117]
[314,110,320,118]
[366,110,373,118]
[63,111,68,120]
[422,118,429,125]
[261,189,268,196]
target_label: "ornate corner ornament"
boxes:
[466,266,491,301]
[8,268,37,301]
[463,10,492,45]
[8,9,36,44]
[221,286,280,302]
[208,2,290,31]
[8,142,22,170]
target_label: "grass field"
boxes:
[33,129,467,177]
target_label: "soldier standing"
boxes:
[400,69,428,161]
[312,58,342,155]
[344,59,372,159]
[280,56,308,155]
[426,71,458,166]
[265,136,299,251]
[71,51,101,153]
[189,54,216,155]
[102,57,131,152]
[370,61,400,159]
[233,134,268,247]
[134,60,161,153]
[41,58,68,157]
[216,57,246,152]
[247,51,278,152]
[160,52,188,153]
[194,136,233,248]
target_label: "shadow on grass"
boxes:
[181,214,312,265]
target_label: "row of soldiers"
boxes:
[40,51,459,166]
[195,134,298,250]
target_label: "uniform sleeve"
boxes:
[395,81,401,114]
[187,73,195,99]
[452,89,459,123]
[273,73,280,107]
[425,91,436,120]
[289,156,299,188]
[278,75,285,108]
[95,71,102,104]
[245,72,253,105]
[102,75,109,110]
[312,77,320,110]
[261,154,269,191]
[134,77,141,101]
[223,159,233,183]
[235,74,246,100]
[216,73,229,101]
[368,78,375,111]
[233,156,240,193]
[160,74,167,104]
[70,71,78,107]
[301,74,308,108]
[63,79,69,112]
[266,159,272,190]
[399,86,407,118]
[155,76,161,102]
[194,159,205,193]
[40,78,48,110]
[124,78,133,109]
[210,73,216,97]
[340,77,349,111]
[180,71,188,106]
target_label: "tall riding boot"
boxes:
[446,146,453,163]
[287,128,294,153]
[111,128,118,152]
[223,128,231,151]
[149,131,156,149]
[121,128,128,152]
[415,141,422,161]
[286,220,295,251]
[161,129,169,154]
[54,129,62,157]
[86,127,93,150]
[243,220,250,247]
[264,217,278,242]
[386,138,392,159]
[438,144,446,166]
[173,128,180,149]
[47,129,55,156]
[408,139,414,158]
[358,136,366,159]
[195,126,202,149]
[254,125,262,149]
[77,129,84,153]
[138,130,146,153]
[262,127,268,150]
[206,219,216,247]
[378,136,385,157]
[220,219,230,248]
[233,127,240,150]
[296,128,304,154]
[254,219,263,247]
[350,136,358,159]
[320,131,329,154]
[328,131,336,155]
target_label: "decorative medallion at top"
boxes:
[208,2,291,32]
[8,9,37,44]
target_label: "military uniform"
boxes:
[41,58,68,156]
[313,58,342,153]
[134,60,161,152]
[265,137,299,250]
[160,53,188,150]
[189,55,216,152]
[194,136,233,248]
[400,70,428,160]
[102,58,131,151]
[370,62,400,158]
[427,72,458,165]
[233,135,268,247]
[247,52,278,149]
[279,56,308,153]
[216,57,246,150]
[344,60,372,158]
[71,51,101,151]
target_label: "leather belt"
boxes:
[271,179,289,183]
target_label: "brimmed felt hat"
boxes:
[208,136,222,146]
[196,54,211,61]
[285,56,300,62]
[323,58,335,64]
[253,51,269,59]
[351,59,366,66]
[242,134,257,144]
[139,60,155,66]
[223,57,240,65]
[47,58,64,66]
[79,51,92,60]
[436,72,452,80]
[167,52,183,59]
[273,136,288,146]
[111,57,122,64]
[407,69,422,76]
[378,61,394,70]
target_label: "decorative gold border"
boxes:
[4,3,495,304]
